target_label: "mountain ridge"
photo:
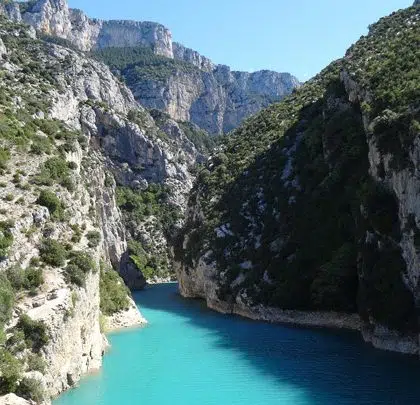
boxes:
[176,4,420,354]
[0,0,300,134]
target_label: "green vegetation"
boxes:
[64,251,96,287]
[26,353,46,373]
[39,238,67,267]
[86,231,101,248]
[92,46,199,84]
[39,33,79,51]
[35,156,74,191]
[116,184,181,234]
[116,184,180,279]
[0,220,14,259]
[0,147,10,171]
[179,6,420,332]
[0,274,15,324]
[0,348,21,395]
[177,120,219,154]
[126,109,169,142]
[344,6,420,170]
[37,189,65,220]
[128,240,167,279]
[5,266,43,291]
[16,377,44,403]
[100,265,130,315]
[70,224,82,243]
[15,315,49,353]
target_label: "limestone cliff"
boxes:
[123,59,300,134]
[0,15,195,403]
[0,0,173,55]
[0,0,300,134]
[176,5,420,355]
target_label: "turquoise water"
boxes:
[55,283,420,405]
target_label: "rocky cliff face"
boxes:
[0,0,300,134]
[0,0,173,54]
[0,15,200,402]
[127,62,299,134]
[176,6,420,355]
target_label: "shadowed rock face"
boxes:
[175,5,420,355]
[131,63,300,135]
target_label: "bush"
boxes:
[26,353,46,373]
[100,267,130,315]
[16,377,44,403]
[35,156,73,190]
[0,147,11,170]
[64,251,96,287]
[60,176,75,192]
[37,189,64,220]
[0,348,22,395]
[128,240,164,279]
[6,330,26,355]
[25,267,44,289]
[30,136,52,155]
[6,266,43,291]
[16,315,49,353]
[0,220,14,258]
[39,238,67,267]
[70,224,82,243]
[0,274,15,324]
[68,161,78,170]
[64,264,86,287]
[86,230,101,248]
[68,251,95,273]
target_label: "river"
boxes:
[54,283,420,405]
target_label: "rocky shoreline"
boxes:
[184,290,420,356]
[104,298,148,332]
[205,298,362,330]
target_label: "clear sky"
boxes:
[68,0,412,81]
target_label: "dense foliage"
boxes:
[100,264,131,315]
[92,46,199,84]
[116,184,180,279]
[179,6,420,332]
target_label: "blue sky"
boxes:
[68,0,412,81]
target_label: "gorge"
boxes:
[0,0,419,404]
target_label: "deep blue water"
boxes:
[54,283,420,405]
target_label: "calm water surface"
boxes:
[54,283,420,405]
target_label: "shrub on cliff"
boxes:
[16,377,44,403]
[100,266,130,315]
[0,220,14,259]
[0,349,22,395]
[6,266,44,291]
[35,156,73,191]
[64,251,96,287]
[16,315,49,353]
[0,274,15,324]
[39,238,67,267]
[0,147,11,171]
[86,230,101,248]
[37,189,64,220]
[26,353,46,373]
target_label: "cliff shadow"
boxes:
[132,284,420,405]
